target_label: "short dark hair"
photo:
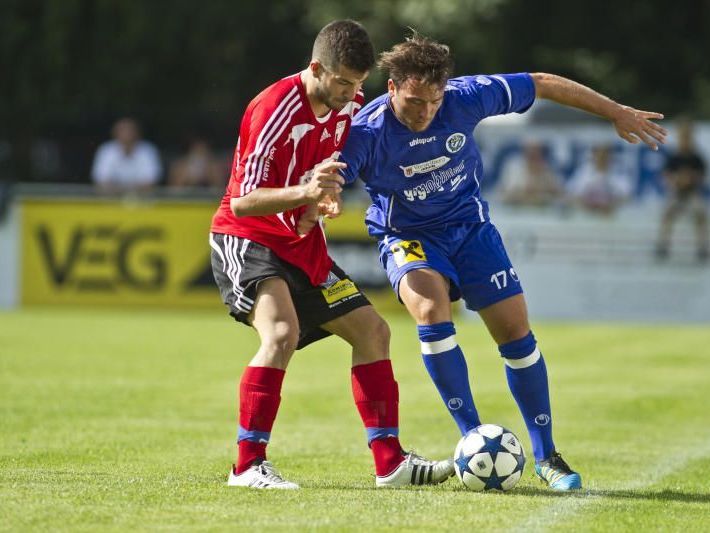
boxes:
[378,31,454,87]
[312,20,374,73]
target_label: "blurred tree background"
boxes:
[1,0,709,183]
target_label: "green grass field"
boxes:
[2,308,710,531]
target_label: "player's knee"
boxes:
[348,310,390,359]
[414,299,445,324]
[263,321,299,356]
[369,314,391,350]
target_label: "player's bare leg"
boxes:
[479,293,581,490]
[398,268,453,324]
[322,304,455,487]
[228,277,300,489]
[477,293,530,345]
[248,277,300,369]
[322,305,390,366]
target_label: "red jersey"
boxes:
[211,73,363,285]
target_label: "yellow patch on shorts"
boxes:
[321,278,359,304]
[390,240,427,267]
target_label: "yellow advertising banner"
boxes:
[21,199,219,307]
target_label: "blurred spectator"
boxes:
[566,145,632,215]
[91,117,162,192]
[655,118,708,262]
[168,138,226,189]
[498,141,564,206]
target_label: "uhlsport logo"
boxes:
[447,398,463,410]
[474,75,492,85]
[534,414,551,426]
[509,268,519,282]
[409,135,437,147]
[445,133,466,153]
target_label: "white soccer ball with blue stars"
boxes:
[454,424,526,491]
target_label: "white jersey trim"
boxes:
[248,100,303,194]
[241,86,300,195]
[242,86,298,192]
[472,167,484,220]
[490,75,512,112]
[246,97,303,194]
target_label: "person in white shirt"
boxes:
[498,141,564,207]
[91,117,162,191]
[566,144,632,214]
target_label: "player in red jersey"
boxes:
[210,20,454,489]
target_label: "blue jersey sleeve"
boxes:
[338,122,372,185]
[453,73,536,122]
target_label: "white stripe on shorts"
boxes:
[217,235,254,312]
[229,237,254,304]
[233,238,254,309]
[209,233,226,267]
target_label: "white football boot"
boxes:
[227,460,299,489]
[375,452,455,488]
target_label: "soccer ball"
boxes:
[454,424,526,491]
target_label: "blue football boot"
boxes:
[535,452,582,491]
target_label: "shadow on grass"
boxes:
[311,483,710,503]
[509,486,710,503]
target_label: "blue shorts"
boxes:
[377,221,523,311]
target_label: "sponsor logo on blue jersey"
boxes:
[399,156,450,177]
[403,161,466,201]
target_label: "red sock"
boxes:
[351,359,405,476]
[236,366,285,474]
[371,437,404,476]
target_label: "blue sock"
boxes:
[419,322,481,435]
[500,331,555,461]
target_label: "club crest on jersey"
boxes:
[445,133,466,153]
[334,120,346,145]
[399,156,450,177]
[390,240,427,267]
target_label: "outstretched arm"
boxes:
[531,73,667,150]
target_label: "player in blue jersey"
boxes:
[303,33,667,491]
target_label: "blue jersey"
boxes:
[340,73,535,236]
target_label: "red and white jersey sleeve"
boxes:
[211,73,364,286]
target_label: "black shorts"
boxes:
[209,232,370,349]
